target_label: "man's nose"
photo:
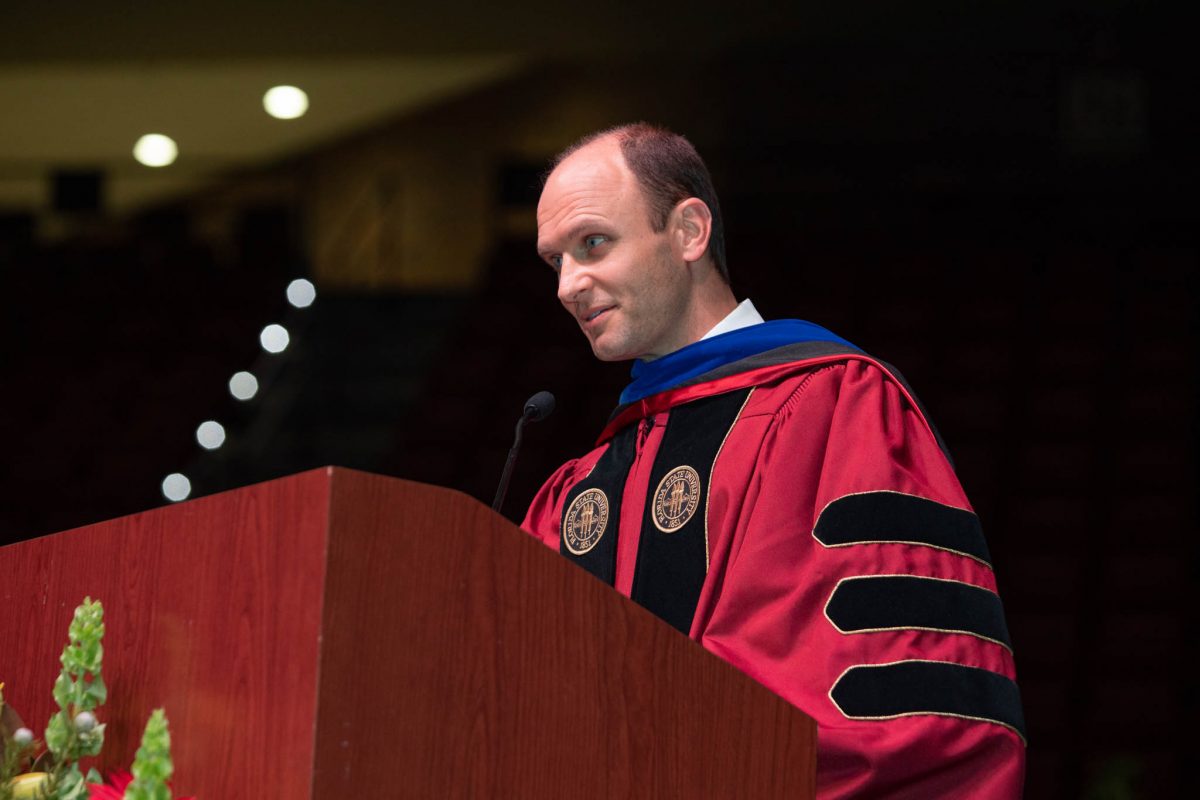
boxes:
[556,258,591,305]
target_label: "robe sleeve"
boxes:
[700,360,1025,799]
[520,458,581,549]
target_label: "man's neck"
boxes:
[679,274,740,345]
[640,268,739,361]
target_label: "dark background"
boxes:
[1,3,1193,798]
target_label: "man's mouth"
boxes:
[583,306,614,324]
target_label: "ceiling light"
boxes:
[286,278,316,308]
[263,86,309,120]
[229,371,259,401]
[133,134,178,167]
[260,323,290,353]
[162,473,191,502]
[196,420,226,450]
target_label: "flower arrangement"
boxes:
[0,599,190,800]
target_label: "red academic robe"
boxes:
[522,352,1025,799]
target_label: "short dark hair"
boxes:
[550,123,728,283]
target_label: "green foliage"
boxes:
[123,710,172,800]
[54,766,88,800]
[0,728,25,800]
[3,599,180,800]
[1,686,13,800]
[0,682,41,800]
[43,598,107,800]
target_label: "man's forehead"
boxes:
[538,139,633,231]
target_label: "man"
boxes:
[522,123,1025,798]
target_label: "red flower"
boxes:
[87,771,131,800]
[88,770,195,799]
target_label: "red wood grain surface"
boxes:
[0,468,332,798]
[313,469,815,798]
[1,468,816,798]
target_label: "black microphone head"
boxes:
[523,391,556,422]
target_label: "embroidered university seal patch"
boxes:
[563,488,609,555]
[652,465,702,533]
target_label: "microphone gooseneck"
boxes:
[492,391,556,513]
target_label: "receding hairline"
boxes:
[543,122,729,282]
[542,133,627,188]
[535,139,646,259]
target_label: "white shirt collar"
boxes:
[700,299,765,340]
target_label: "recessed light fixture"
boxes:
[162,472,192,502]
[196,420,227,450]
[263,86,309,120]
[133,133,178,167]
[286,278,317,308]
[260,323,290,354]
[229,371,259,401]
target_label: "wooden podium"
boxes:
[0,468,816,798]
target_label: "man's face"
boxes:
[536,139,690,362]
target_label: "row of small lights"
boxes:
[160,277,316,502]
[134,85,310,168]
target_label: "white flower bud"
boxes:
[73,711,97,732]
[12,727,34,746]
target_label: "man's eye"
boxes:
[585,235,607,249]
[549,255,562,270]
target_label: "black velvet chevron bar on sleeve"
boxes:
[814,491,992,565]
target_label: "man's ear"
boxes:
[671,198,713,264]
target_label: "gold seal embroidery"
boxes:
[652,466,701,533]
[563,488,609,555]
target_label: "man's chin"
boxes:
[590,346,632,362]
[588,336,638,363]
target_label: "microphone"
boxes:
[522,390,556,422]
[492,391,556,513]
